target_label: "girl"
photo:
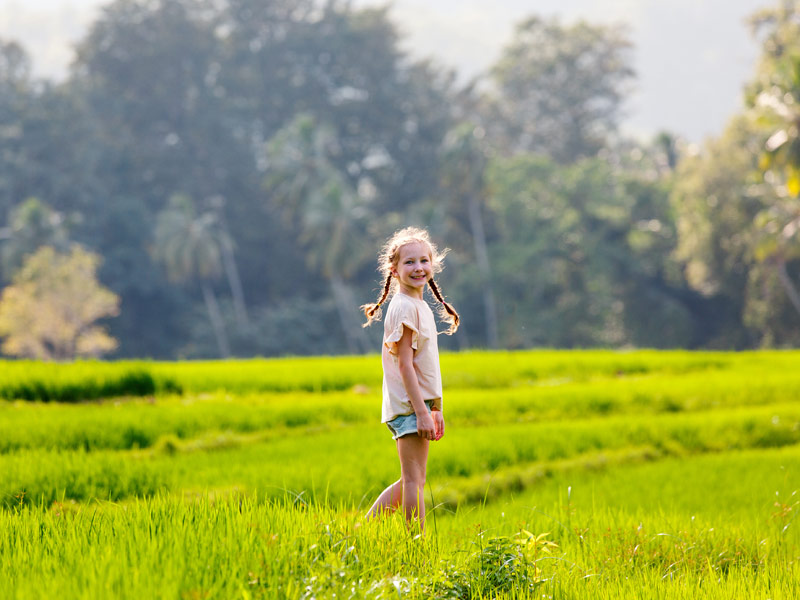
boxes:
[361,227,459,531]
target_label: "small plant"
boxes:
[514,529,560,562]
[443,530,558,599]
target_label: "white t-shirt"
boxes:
[381,292,443,422]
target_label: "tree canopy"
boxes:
[487,16,634,162]
[0,245,119,359]
[0,0,798,357]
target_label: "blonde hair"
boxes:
[361,227,460,334]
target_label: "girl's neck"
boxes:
[397,288,425,301]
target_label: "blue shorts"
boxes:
[386,400,434,440]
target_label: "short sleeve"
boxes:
[383,298,425,356]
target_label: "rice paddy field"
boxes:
[1,349,799,599]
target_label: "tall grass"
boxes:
[4,358,800,454]
[2,445,798,599]
[1,350,799,598]
[3,401,799,508]
[0,361,166,402]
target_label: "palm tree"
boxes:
[748,1,800,192]
[439,123,500,348]
[153,194,231,357]
[754,200,800,317]
[207,195,249,330]
[748,3,800,317]
[266,114,372,353]
[752,64,800,197]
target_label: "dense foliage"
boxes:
[0,0,799,358]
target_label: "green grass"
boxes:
[2,445,798,599]
[2,348,796,401]
[1,349,799,599]
[4,362,800,454]
[0,361,167,402]
[3,401,799,508]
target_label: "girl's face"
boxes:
[392,242,432,299]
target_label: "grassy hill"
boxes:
[1,350,798,598]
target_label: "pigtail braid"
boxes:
[361,273,393,327]
[428,279,460,334]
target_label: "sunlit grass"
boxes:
[3,349,797,401]
[2,445,798,599]
[1,350,799,598]
[3,401,799,508]
[3,355,800,454]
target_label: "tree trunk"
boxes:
[776,258,800,317]
[330,274,370,354]
[467,192,500,348]
[201,281,231,357]
[220,236,249,330]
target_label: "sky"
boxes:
[0,0,770,142]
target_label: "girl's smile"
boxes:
[393,242,432,299]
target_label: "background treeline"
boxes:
[0,0,799,359]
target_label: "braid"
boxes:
[361,273,393,327]
[428,279,460,334]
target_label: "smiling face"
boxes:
[392,241,432,299]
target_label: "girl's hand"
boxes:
[416,411,436,440]
[432,410,444,441]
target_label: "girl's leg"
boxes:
[365,478,403,519]
[397,435,429,530]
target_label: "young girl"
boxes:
[361,227,459,531]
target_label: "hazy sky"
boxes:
[0,0,769,142]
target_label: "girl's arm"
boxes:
[396,325,436,440]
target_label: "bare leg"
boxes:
[397,435,429,531]
[365,478,403,519]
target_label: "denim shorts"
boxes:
[386,400,434,440]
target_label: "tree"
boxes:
[438,123,499,348]
[670,117,766,347]
[487,16,634,163]
[0,39,28,85]
[68,0,452,357]
[0,39,33,221]
[73,0,233,206]
[748,2,800,194]
[486,156,631,347]
[1,197,70,280]
[0,38,29,157]
[68,0,260,357]
[614,161,698,348]
[746,1,800,323]
[483,146,698,349]
[207,196,249,329]
[221,0,454,213]
[266,114,372,354]
[0,245,119,360]
[0,38,104,229]
[153,194,234,357]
